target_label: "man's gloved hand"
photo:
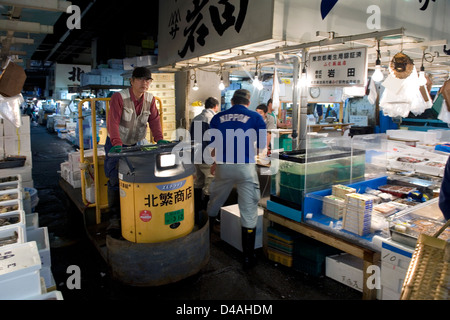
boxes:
[109,145,122,153]
[157,139,171,145]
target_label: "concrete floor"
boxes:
[30,123,361,301]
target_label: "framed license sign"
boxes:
[308,47,368,87]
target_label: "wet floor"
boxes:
[30,123,361,303]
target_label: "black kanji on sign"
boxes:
[209,0,249,35]
[419,0,435,11]
[68,67,84,82]
[328,69,336,78]
[169,9,182,39]
[177,0,249,58]
[347,68,356,77]
[178,0,210,58]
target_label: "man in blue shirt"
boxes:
[207,89,267,269]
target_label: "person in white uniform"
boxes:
[207,89,267,269]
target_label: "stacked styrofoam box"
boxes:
[0,117,33,188]
[220,204,263,252]
[26,227,53,290]
[342,193,373,236]
[0,241,42,300]
[380,238,414,300]
[3,116,32,169]
[148,73,176,141]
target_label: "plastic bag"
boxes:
[0,94,23,127]
[380,66,432,117]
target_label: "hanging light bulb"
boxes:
[417,50,427,86]
[253,60,263,90]
[418,67,427,86]
[253,76,262,90]
[372,40,384,82]
[191,69,199,91]
[299,67,308,87]
[372,65,384,82]
[193,79,199,91]
[219,79,225,91]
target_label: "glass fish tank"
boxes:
[270,138,366,209]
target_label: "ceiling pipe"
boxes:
[275,52,303,150]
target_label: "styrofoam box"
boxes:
[0,210,26,234]
[25,212,39,230]
[326,253,381,298]
[0,224,26,247]
[4,134,31,154]
[25,290,64,300]
[0,198,23,214]
[39,266,56,291]
[0,180,21,191]
[0,188,22,201]
[26,227,51,269]
[381,261,408,293]
[0,241,42,300]
[220,204,263,252]
[3,116,30,136]
[381,286,401,300]
[381,238,414,270]
[0,165,32,182]
[0,174,22,184]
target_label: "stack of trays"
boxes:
[322,195,346,219]
[343,193,373,236]
[267,226,298,267]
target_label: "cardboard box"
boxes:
[0,62,27,97]
[0,241,42,300]
[220,204,263,252]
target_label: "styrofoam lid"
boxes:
[0,241,41,279]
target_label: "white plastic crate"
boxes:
[0,241,42,300]
[39,266,56,292]
[0,224,26,248]
[26,227,51,269]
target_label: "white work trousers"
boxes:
[207,163,260,229]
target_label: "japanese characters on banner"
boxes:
[159,0,273,67]
[308,48,368,87]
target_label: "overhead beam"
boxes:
[0,0,71,12]
[0,36,34,45]
[0,20,53,34]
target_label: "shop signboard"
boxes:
[308,47,368,87]
[158,0,274,67]
[159,0,448,67]
[54,63,91,88]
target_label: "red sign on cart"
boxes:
[140,210,152,222]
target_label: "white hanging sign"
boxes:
[308,47,368,87]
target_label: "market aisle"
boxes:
[30,123,361,300]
